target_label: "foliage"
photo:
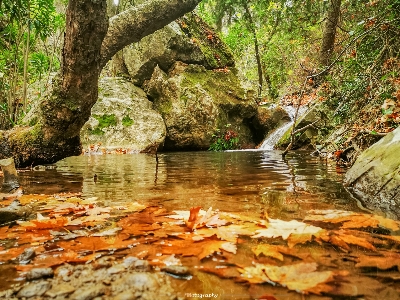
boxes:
[208,124,239,151]
[1,194,400,297]
[0,0,65,129]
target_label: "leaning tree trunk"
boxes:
[320,0,341,67]
[0,0,202,167]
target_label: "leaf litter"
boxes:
[0,195,400,299]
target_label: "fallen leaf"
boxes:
[356,252,400,270]
[186,207,227,230]
[305,210,400,231]
[252,244,284,261]
[238,262,340,294]
[252,218,325,247]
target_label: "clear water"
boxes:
[18,150,363,220]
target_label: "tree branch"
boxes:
[100,0,202,67]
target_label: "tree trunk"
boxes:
[320,0,341,67]
[243,3,263,100]
[0,0,202,167]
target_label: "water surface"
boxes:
[19,150,363,220]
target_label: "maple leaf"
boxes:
[252,244,284,261]
[17,213,68,231]
[238,262,341,294]
[355,252,400,270]
[305,210,400,231]
[198,241,236,259]
[318,230,376,251]
[252,219,325,247]
[186,207,227,230]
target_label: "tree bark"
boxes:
[0,0,202,167]
[320,0,341,67]
[243,2,263,100]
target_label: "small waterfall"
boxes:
[260,105,308,150]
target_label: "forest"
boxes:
[0,0,399,299]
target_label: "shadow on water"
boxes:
[17,150,363,220]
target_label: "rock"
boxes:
[276,104,320,150]
[145,63,257,150]
[107,264,126,275]
[26,268,54,281]
[69,284,106,300]
[344,127,400,218]
[119,12,234,86]
[18,247,36,265]
[16,281,51,298]
[45,283,75,298]
[161,265,191,277]
[0,199,32,225]
[80,77,166,153]
[113,291,136,300]
[252,105,291,144]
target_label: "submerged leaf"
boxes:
[238,262,340,294]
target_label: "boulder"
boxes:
[80,77,166,153]
[276,104,321,150]
[252,105,291,144]
[120,12,235,86]
[344,127,400,219]
[144,62,257,150]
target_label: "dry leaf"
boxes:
[252,244,284,261]
[238,262,339,294]
[306,210,400,231]
[252,218,325,247]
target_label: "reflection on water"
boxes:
[18,151,363,219]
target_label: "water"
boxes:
[18,151,362,220]
[260,105,308,150]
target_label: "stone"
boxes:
[45,283,75,298]
[69,284,106,300]
[18,247,36,265]
[26,267,54,281]
[16,281,51,298]
[0,200,32,225]
[119,12,234,86]
[113,291,136,300]
[80,77,166,153]
[145,62,257,150]
[344,126,400,218]
[161,265,191,276]
[252,105,291,144]
[107,264,126,275]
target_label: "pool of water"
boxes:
[18,150,364,220]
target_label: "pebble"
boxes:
[26,267,54,281]
[16,281,51,298]
[45,283,75,298]
[113,290,136,300]
[17,248,36,265]
[162,265,191,276]
[107,264,125,275]
[69,284,106,300]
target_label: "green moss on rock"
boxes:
[90,114,117,135]
[122,115,134,126]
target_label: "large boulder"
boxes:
[117,12,235,86]
[80,77,166,153]
[344,127,400,218]
[144,62,257,150]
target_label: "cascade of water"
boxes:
[259,105,308,150]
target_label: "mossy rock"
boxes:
[344,126,400,218]
[120,12,235,86]
[145,62,257,150]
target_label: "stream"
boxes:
[19,150,363,220]
[2,150,399,299]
